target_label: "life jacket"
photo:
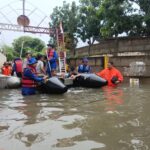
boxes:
[1,66,12,76]
[15,59,23,73]
[78,64,90,73]
[48,49,54,58]
[22,66,37,88]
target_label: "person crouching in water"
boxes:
[22,57,48,96]
[96,61,123,87]
[78,57,91,73]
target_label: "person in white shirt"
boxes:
[22,51,32,70]
[36,54,46,76]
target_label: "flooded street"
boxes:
[0,84,150,150]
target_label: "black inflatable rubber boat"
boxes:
[38,76,68,94]
[73,73,107,88]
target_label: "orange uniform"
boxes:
[96,67,123,87]
[1,66,12,76]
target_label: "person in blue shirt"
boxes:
[78,57,91,73]
[22,57,48,96]
[46,44,58,77]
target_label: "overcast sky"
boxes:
[0,0,81,47]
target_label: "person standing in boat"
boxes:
[22,57,48,96]
[46,44,58,77]
[11,58,23,78]
[96,61,123,87]
[78,57,91,73]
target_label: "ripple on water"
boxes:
[53,140,106,150]
[0,86,150,150]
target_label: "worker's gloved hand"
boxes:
[111,76,119,84]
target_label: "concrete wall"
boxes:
[68,37,150,77]
[75,37,150,56]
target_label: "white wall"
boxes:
[0,53,6,68]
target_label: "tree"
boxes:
[50,1,79,55]
[78,0,102,55]
[98,0,133,38]
[98,0,150,37]
[0,44,14,61]
[130,0,150,36]
[12,36,45,58]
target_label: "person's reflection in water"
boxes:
[15,96,42,147]
[102,86,124,112]
[20,96,41,125]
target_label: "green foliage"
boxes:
[0,44,14,61]
[136,0,150,35]
[78,0,102,44]
[50,1,79,52]
[12,36,46,58]
[98,0,132,38]
[49,0,150,53]
[98,0,150,38]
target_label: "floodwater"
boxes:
[0,84,150,150]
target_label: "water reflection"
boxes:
[102,86,124,112]
[0,85,150,150]
[18,97,41,125]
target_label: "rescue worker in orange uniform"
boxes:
[1,62,12,76]
[96,61,123,87]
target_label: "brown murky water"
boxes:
[0,84,150,150]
